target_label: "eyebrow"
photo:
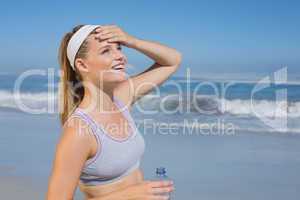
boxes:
[98,42,121,50]
[99,43,121,51]
[99,45,110,50]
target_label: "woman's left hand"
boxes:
[94,25,137,48]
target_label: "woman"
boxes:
[46,24,182,200]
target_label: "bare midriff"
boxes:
[78,168,144,199]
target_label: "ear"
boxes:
[74,58,89,73]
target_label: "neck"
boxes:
[80,82,118,113]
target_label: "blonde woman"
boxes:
[46,24,182,200]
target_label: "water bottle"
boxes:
[154,167,172,199]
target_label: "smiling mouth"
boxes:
[112,63,125,71]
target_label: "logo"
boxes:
[251,67,288,132]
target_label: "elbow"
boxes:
[177,51,182,65]
[172,51,182,69]
[174,50,182,66]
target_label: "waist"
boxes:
[79,168,144,199]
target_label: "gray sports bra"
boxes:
[69,96,145,186]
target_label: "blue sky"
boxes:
[0,0,299,77]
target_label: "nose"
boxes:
[113,50,127,64]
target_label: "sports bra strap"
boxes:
[113,96,134,123]
[72,110,99,134]
[68,111,103,166]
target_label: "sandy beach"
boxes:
[0,175,42,199]
[0,175,84,199]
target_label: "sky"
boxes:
[0,0,299,78]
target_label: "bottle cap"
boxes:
[156,167,166,175]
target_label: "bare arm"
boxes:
[94,25,182,109]
[46,117,95,200]
[131,38,182,97]
[116,38,182,108]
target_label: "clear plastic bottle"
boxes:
[154,167,172,199]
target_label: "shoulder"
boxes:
[57,114,96,157]
[62,114,92,139]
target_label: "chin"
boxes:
[103,70,129,83]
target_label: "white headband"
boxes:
[67,25,101,71]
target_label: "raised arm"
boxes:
[94,25,182,110]
[46,118,95,200]
[119,38,182,108]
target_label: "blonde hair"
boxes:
[58,25,94,125]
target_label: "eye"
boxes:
[101,49,110,54]
[117,46,122,51]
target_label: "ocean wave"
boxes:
[221,99,300,118]
[0,90,299,118]
[137,94,300,118]
[0,90,58,113]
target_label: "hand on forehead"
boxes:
[88,33,120,49]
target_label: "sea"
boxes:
[0,71,299,199]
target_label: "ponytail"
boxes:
[58,25,90,125]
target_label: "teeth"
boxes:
[112,64,124,70]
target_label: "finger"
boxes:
[95,29,115,36]
[148,180,173,188]
[94,32,115,41]
[107,36,121,43]
[97,32,117,40]
[149,195,170,200]
[151,186,174,195]
[94,26,103,33]
[95,27,114,34]
[95,25,118,32]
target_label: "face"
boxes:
[75,34,128,87]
